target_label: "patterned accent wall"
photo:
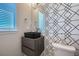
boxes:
[41,3,79,56]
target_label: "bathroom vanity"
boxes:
[22,32,44,56]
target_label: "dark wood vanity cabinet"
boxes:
[21,36,44,56]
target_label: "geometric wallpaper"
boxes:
[41,3,79,56]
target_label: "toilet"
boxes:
[52,42,76,56]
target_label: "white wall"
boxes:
[0,3,32,56]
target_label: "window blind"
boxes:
[0,3,16,31]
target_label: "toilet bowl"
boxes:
[52,42,76,56]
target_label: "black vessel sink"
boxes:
[24,32,41,39]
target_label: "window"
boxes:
[38,11,45,32]
[0,3,16,31]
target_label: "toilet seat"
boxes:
[52,42,76,56]
[52,42,76,52]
